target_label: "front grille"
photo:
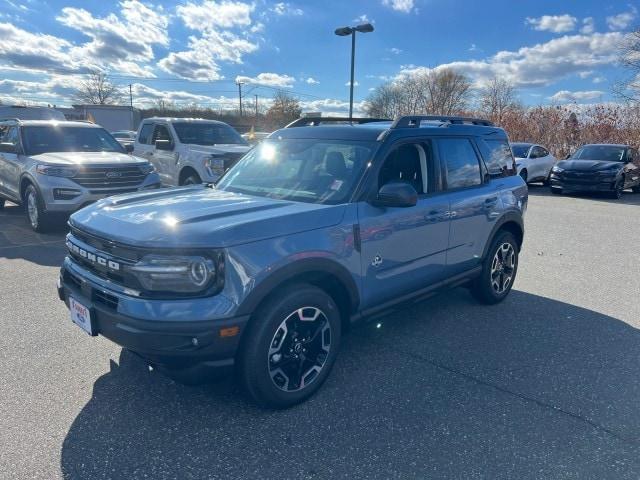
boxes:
[64,261,119,311]
[224,152,245,169]
[89,188,138,196]
[93,289,119,310]
[64,269,83,290]
[72,165,147,190]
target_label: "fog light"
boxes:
[53,188,81,200]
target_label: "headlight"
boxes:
[36,165,77,177]
[204,155,225,176]
[128,254,222,294]
[551,166,564,173]
[139,163,155,175]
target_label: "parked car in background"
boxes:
[0,105,66,121]
[242,130,271,145]
[510,142,557,184]
[58,115,527,408]
[111,130,137,150]
[550,144,640,199]
[0,119,160,231]
[133,118,251,186]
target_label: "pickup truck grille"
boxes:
[72,165,147,190]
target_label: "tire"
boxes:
[471,231,519,305]
[609,180,623,199]
[542,172,551,186]
[519,169,528,184]
[24,184,55,233]
[551,187,562,195]
[0,198,5,210]
[631,185,640,193]
[180,171,202,186]
[238,284,342,409]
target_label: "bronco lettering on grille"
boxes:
[66,239,120,271]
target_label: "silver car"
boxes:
[0,119,160,232]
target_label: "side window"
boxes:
[138,123,153,144]
[539,147,550,157]
[481,139,515,176]
[379,142,432,195]
[531,146,546,159]
[438,138,482,189]
[4,127,19,146]
[152,124,172,145]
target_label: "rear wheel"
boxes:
[239,284,341,409]
[471,231,519,305]
[24,184,55,233]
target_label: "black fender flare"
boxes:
[18,173,41,204]
[236,257,360,317]
[481,212,524,259]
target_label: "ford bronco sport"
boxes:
[0,119,160,232]
[58,115,527,408]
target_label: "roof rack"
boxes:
[391,115,494,128]
[0,118,22,124]
[285,116,391,128]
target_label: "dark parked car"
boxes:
[549,144,640,198]
[58,115,527,408]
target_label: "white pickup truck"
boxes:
[133,117,252,186]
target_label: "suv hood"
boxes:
[558,159,624,171]
[69,186,346,248]
[31,152,147,166]
[183,144,251,155]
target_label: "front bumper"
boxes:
[37,172,162,213]
[550,174,617,192]
[58,259,248,373]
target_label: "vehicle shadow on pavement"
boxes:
[0,203,68,267]
[527,183,640,205]
[60,289,640,479]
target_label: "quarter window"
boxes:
[481,139,515,176]
[138,123,153,144]
[439,138,482,189]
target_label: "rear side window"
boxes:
[438,138,482,189]
[138,123,153,144]
[480,139,516,177]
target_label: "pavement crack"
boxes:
[403,350,637,445]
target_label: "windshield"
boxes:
[216,139,377,204]
[22,126,125,155]
[572,146,626,162]
[172,122,248,146]
[511,145,531,158]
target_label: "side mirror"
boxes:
[0,142,17,154]
[155,139,173,151]
[564,153,572,160]
[371,182,418,208]
[124,143,134,153]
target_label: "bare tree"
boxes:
[74,71,122,105]
[479,77,520,124]
[264,91,302,128]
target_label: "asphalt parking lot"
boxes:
[1,186,640,480]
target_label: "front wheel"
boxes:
[180,172,202,186]
[238,284,341,409]
[0,198,5,210]
[609,180,624,199]
[24,185,55,233]
[519,169,528,184]
[631,185,640,193]
[471,231,519,305]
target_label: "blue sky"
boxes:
[0,0,637,114]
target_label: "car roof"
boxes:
[511,142,534,147]
[142,117,229,125]
[581,143,629,148]
[272,120,507,142]
[0,119,101,127]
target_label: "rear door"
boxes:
[0,126,22,200]
[358,138,451,308]
[437,137,503,274]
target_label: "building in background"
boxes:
[56,105,141,132]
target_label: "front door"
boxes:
[0,126,23,201]
[151,124,177,185]
[358,140,450,309]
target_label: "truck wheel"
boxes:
[24,184,55,233]
[471,231,519,305]
[180,172,201,185]
[239,284,341,409]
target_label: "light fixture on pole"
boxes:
[334,23,374,121]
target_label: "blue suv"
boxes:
[57,115,527,408]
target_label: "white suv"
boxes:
[133,118,252,186]
[510,142,557,184]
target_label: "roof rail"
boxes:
[285,116,391,128]
[0,118,22,124]
[391,115,494,128]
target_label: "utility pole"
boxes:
[254,94,258,117]
[237,81,244,117]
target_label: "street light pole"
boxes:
[335,22,374,122]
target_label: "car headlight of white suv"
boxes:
[204,155,226,176]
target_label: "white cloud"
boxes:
[271,3,303,16]
[353,14,373,24]
[606,7,637,30]
[387,47,402,55]
[235,72,295,87]
[381,0,415,14]
[549,90,604,102]
[396,32,624,88]
[159,0,258,80]
[300,98,367,117]
[305,77,319,84]
[581,17,595,34]
[526,14,577,33]
[592,76,606,84]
